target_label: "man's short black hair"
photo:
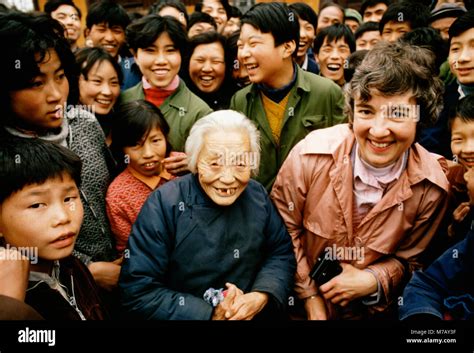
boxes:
[0,11,78,126]
[187,11,217,31]
[400,26,447,75]
[448,9,474,43]
[126,14,188,58]
[314,23,356,54]
[44,0,82,19]
[449,94,474,128]
[228,5,242,19]
[360,0,391,17]
[241,2,300,58]
[354,21,379,40]
[195,0,231,19]
[379,1,430,33]
[289,2,317,29]
[86,0,130,30]
[149,0,189,25]
[0,137,82,203]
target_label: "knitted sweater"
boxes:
[106,168,174,254]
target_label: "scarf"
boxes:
[257,64,297,103]
[143,75,179,107]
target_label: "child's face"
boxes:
[316,37,351,86]
[189,41,226,93]
[9,49,69,132]
[124,127,167,177]
[86,22,125,59]
[0,174,83,262]
[51,4,82,44]
[449,28,474,86]
[134,32,182,89]
[451,117,474,169]
[79,60,120,115]
[297,18,315,59]
[353,90,418,168]
[381,21,412,43]
[238,24,294,89]
[201,0,228,34]
[356,30,381,51]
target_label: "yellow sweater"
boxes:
[261,91,291,144]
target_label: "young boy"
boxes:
[379,1,431,43]
[44,0,82,52]
[314,24,356,87]
[85,0,141,89]
[230,2,345,191]
[0,137,107,319]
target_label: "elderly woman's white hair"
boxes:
[185,110,261,176]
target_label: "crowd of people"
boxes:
[0,0,474,321]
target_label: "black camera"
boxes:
[309,248,343,285]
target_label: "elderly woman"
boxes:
[271,41,450,320]
[119,110,296,320]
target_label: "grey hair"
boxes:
[185,110,261,176]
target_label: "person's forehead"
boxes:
[365,3,387,12]
[451,27,474,43]
[53,4,79,15]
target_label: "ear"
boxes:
[130,48,137,58]
[315,52,320,65]
[282,40,296,59]
[83,27,90,39]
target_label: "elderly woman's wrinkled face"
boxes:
[197,129,251,206]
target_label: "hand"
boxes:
[0,248,30,301]
[453,202,470,223]
[163,152,188,175]
[304,294,328,320]
[226,291,269,321]
[211,283,243,320]
[319,263,378,307]
[88,261,121,291]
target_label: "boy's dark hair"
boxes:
[354,21,379,40]
[0,11,78,126]
[400,27,447,75]
[111,100,171,171]
[289,2,317,29]
[195,0,231,19]
[228,5,242,19]
[449,94,474,128]
[360,0,391,17]
[126,14,188,59]
[44,0,82,19]
[314,23,356,54]
[75,47,123,85]
[344,49,368,83]
[86,0,130,30]
[448,9,474,43]
[187,11,217,31]
[0,137,82,203]
[149,0,189,25]
[379,1,430,33]
[241,2,300,58]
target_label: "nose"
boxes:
[457,47,472,63]
[219,165,236,184]
[142,142,154,158]
[104,29,114,42]
[101,83,113,96]
[46,80,64,104]
[369,114,390,138]
[300,28,307,40]
[52,203,71,227]
[154,52,167,65]
[201,59,213,72]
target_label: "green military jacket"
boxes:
[229,67,346,191]
[120,80,212,152]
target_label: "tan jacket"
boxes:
[271,124,449,316]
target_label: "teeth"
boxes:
[200,76,214,82]
[371,141,390,148]
[96,99,111,105]
[246,64,258,70]
[327,64,341,71]
[103,45,115,49]
[464,158,474,163]
[144,162,155,167]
